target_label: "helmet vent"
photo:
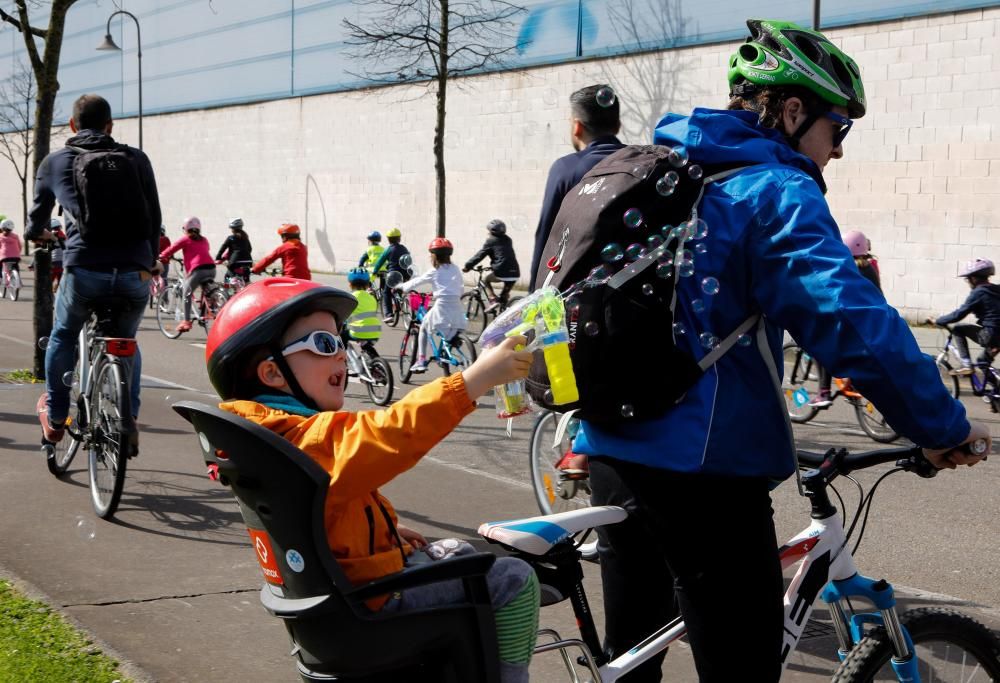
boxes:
[791,33,824,64]
[738,44,759,62]
[830,57,853,92]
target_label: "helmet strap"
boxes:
[785,109,823,151]
[267,339,320,412]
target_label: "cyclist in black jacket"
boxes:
[463,219,520,311]
[215,218,254,281]
[929,257,1000,374]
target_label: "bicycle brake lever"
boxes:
[897,453,938,479]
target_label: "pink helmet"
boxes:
[182,216,202,233]
[842,230,868,257]
[957,258,995,279]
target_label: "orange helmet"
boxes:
[277,223,300,237]
[428,237,453,257]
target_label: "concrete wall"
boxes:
[0,6,996,320]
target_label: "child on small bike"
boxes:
[158,217,216,335]
[463,219,521,312]
[205,278,538,682]
[397,237,466,374]
[216,218,254,282]
[343,267,382,362]
[0,219,22,279]
[369,228,411,322]
[928,257,1000,375]
[810,229,884,407]
[358,230,386,276]
[252,224,311,280]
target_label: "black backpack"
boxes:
[68,143,152,246]
[528,145,756,426]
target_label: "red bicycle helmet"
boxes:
[206,278,356,400]
[277,223,300,237]
[428,236,453,257]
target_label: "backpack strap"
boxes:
[697,314,760,370]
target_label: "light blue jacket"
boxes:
[574,108,969,479]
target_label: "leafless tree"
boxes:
[344,0,525,237]
[0,0,80,378]
[0,62,38,236]
[602,0,698,143]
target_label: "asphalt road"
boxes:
[1,270,997,682]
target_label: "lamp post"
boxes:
[97,10,143,149]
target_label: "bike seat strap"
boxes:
[478,506,626,556]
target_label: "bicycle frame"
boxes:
[345,342,376,384]
[938,330,1000,397]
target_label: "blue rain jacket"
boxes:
[574,108,970,479]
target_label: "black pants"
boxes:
[589,457,784,682]
[952,323,999,366]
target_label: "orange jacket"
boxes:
[221,373,475,608]
[252,239,311,280]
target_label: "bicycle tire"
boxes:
[365,357,395,406]
[203,288,228,333]
[88,358,131,519]
[9,270,20,301]
[832,607,1000,682]
[47,350,84,476]
[529,411,591,516]
[440,334,477,375]
[935,358,961,399]
[399,326,418,384]
[386,293,402,327]
[853,398,900,444]
[462,291,488,343]
[156,287,184,339]
[782,341,821,423]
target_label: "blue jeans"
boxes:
[45,267,149,423]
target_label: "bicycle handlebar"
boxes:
[798,439,989,481]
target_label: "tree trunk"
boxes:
[433,0,449,238]
[32,248,53,379]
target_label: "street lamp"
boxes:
[96,10,143,150]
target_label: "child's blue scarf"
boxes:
[254,393,319,417]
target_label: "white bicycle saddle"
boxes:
[478,506,627,556]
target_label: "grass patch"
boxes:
[0,369,41,384]
[0,579,131,683]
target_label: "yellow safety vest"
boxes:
[366,245,386,273]
[347,290,381,340]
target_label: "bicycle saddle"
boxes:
[478,506,626,556]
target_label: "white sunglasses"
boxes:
[268,330,345,360]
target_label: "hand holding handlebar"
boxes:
[922,420,991,471]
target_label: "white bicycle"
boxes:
[1,260,22,301]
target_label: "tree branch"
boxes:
[0,6,46,38]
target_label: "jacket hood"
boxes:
[65,130,116,149]
[980,283,1000,299]
[652,108,826,193]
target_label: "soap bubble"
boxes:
[660,224,674,239]
[678,261,695,277]
[75,516,96,541]
[655,175,676,197]
[690,218,709,240]
[623,208,644,229]
[543,88,560,106]
[665,170,680,185]
[588,265,612,283]
[625,243,644,261]
[657,250,674,266]
[691,298,705,313]
[676,248,694,263]
[38,336,49,350]
[584,321,600,336]
[620,404,635,418]
[641,283,655,296]
[737,333,753,347]
[61,371,77,388]
[699,332,720,349]
[565,293,582,315]
[656,263,673,279]
[694,242,708,254]
[601,243,624,263]
[701,277,720,296]
[668,147,689,168]
[596,86,617,108]
[646,235,664,250]
[399,254,412,269]
[672,224,692,241]
[688,164,704,180]
[672,322,687,336]
[544,389,554,403]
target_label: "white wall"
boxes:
[1,6,996,320]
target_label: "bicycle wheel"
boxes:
[462,291,488,343]
[46,351,83,476]
[441,334,477,375]
[365,357,395,406]
[853,398,899,443]
[9,270,20,301]
[832,607,1000,682]
[156,287,184,338]
[399,326,418,384]
[88,358,131,519]
[202,288,228,333]
[935,358,961,399]
[782,341,821,423]
[529,411,591,515]
[386,293,402,327]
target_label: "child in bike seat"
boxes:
[928,257,1000,375]
[462,218,521,312]
[343,267,381,362]
[157,216,215,335]
[397,237,466,374]
[206,278,538,682]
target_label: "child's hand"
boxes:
[397,525,428,549]
[461,335,533,400]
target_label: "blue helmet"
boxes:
[347,267,371,284]
[366,231,382,242]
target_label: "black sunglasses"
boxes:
[824,111,853,147]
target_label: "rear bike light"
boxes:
[102,338,138,357]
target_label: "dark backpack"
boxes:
[68,144,152,246]
[528,145,755,426]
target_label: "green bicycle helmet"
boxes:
[728,19,866,119]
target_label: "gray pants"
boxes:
[183,265,216,321]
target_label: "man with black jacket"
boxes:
[463,218,520,310]
[27,94,162,446]
[528,84,624,291]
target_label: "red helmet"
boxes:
[205,278,356,399]
[428,237,453,257]
[277,223,300,237]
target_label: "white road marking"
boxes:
[0,332,31,347]
[424,455,531,491]
[189,343,206,349]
